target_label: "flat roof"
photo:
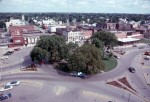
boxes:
[118,38,140,43]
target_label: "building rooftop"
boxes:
[118,38,140,43]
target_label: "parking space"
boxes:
[0,80,44,102]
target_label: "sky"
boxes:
[0,0,150,14]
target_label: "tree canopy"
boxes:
[92,38,104,50]
[91,31,118,49]
[68,44,105,74]
[30,35,68,63]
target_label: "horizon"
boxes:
[0,12,150,15]
[0,0,150,14]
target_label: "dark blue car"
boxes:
[0,93,11,101]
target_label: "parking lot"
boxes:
[0,47,33,68]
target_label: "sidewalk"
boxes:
[114,43,148,49]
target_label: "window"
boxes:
[15,40,21,43]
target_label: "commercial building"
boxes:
[63,29,93,43]
[115,30,143,46]
[106,23,117,30]
[48,25,66,33]
[8,25,45,47]
[6,15,25,30]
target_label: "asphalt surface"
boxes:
[0,45,150,102]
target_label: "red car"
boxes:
[144,51,150,56]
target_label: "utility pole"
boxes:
[128,94,130,102]
[19,56,21,70]
[0,66,2,80]
[67,0,70,26]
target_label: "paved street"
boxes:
[0,45,150,102]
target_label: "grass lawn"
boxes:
[103,57,118,72]
[139,39,150,44]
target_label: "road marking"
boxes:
[55,86,66,95]
[21,80,43,87]
[82,90,112,101]
[143,66,150,68]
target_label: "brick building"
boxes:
[8,25,39,47]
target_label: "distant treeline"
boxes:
[0,13,150,24]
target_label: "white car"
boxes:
[144,56,150,60]
[114,55,120,59]
[3,56,8,59]
[1,56,8,60]
[0,57,4,60]
[6,81,20,86]
[0,85,13,92]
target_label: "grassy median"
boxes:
[103,57,118,72]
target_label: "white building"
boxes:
[63,30,85,43]
[6,15,25,30]
[42,19,56,25]
[129,21,141,29]
[48,25,66,33]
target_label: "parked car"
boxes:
[70,71,87,78]
[128,67,136,73]
[132,45,137,47]
[0,85,13,92]
[114,55,120,59]
[144,56,150,60]
[0,93,12,101]
[3,53,10,56]
[144,51,150,56]
[6,81,20,86]
[139,46,144,49]
[3,56,8,59]
[14,48,21,51]
[3,51,14,56]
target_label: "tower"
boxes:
[22,15,25,25]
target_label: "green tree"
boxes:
[92,38,104,49]
[30,47,49,64]
[67,42,78,55]
[91,31,118,49]
[30,35,68,63]
[68,44,105,74]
